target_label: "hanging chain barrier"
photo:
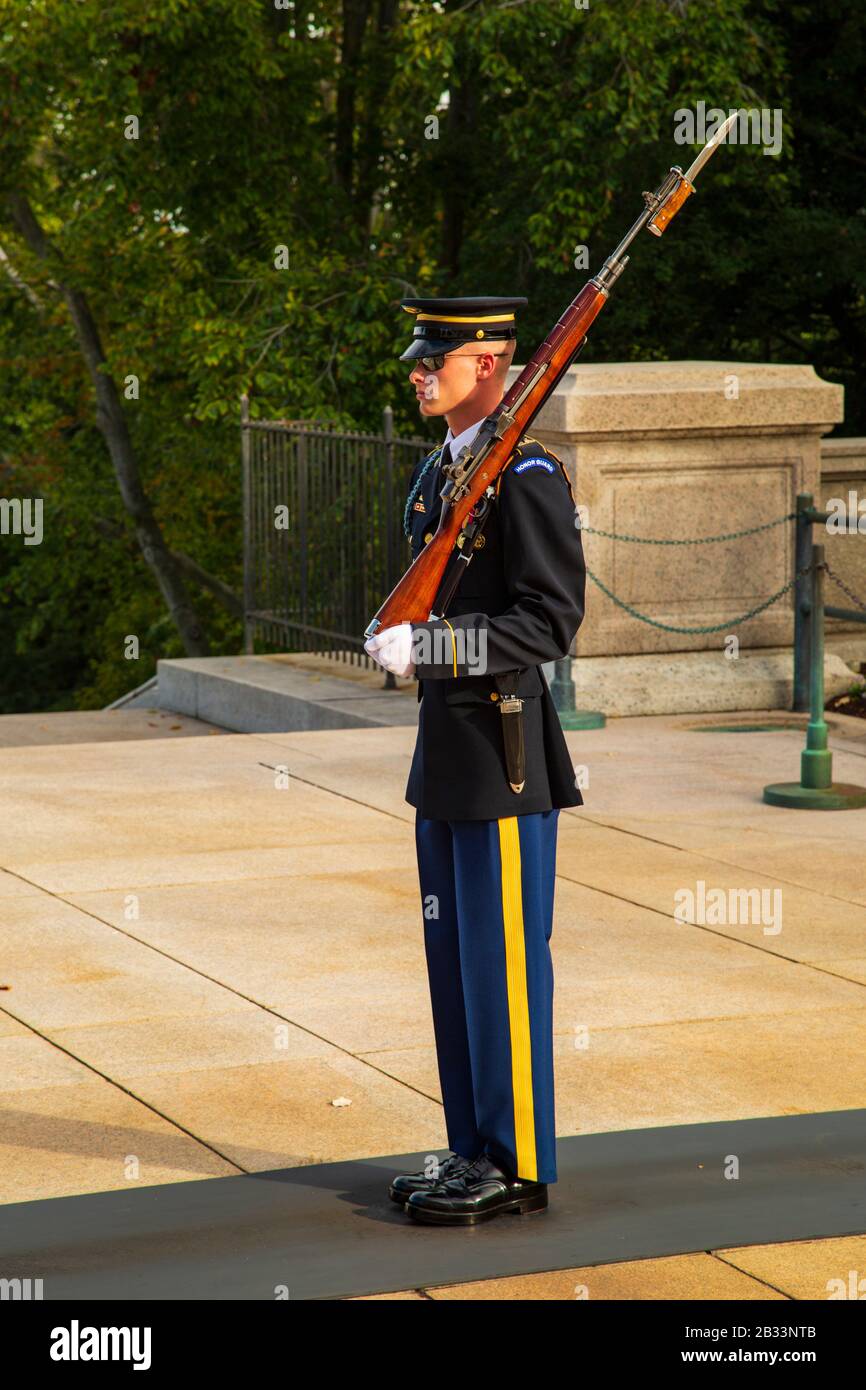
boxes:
[579,510,801,634]
[581,511,796,547]
[585,564,810,636]
[580,505,866,641]
[824,563,866,614]
[579,496,866,720]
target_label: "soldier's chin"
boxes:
[417,396,446,417]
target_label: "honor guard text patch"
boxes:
[514,457,556,474]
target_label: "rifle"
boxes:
[364,112,738,642]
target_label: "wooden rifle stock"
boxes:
[364,143,729,641]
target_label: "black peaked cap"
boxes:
[399,296,528,360]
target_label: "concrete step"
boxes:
[154,638,865,731]
[156,652,421,732]
[566,642,863,719]
[0,708,228,747]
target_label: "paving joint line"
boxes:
[707,1248,798,1300]
[0,868,445,1125]
[570,811,866,915]
[0,999,248,1181]
[549,866,866,988]
[238,746,866,923]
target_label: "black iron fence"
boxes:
[241,397,431,666]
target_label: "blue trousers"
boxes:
[414,809,560,1184]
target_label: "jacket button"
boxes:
[490,692,499,701]
[423,531,433,544]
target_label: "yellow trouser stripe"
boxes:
[497,817,537,1181]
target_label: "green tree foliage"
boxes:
[0,0,861,711]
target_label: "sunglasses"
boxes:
[417,352,507,372]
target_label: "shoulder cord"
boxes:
[403,446,444,538]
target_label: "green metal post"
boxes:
[551,654,605,730]
[792,494,812,712]
[801,542,831,789]
[763,543,866,809]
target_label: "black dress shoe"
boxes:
[388,1151,474,1205]
[406,1153,548,1225]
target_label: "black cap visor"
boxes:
[399,336,461,362]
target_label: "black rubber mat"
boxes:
[2,1110,864,1300]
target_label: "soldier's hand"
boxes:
[364,622,416,678]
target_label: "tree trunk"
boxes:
[335,0,372,200]
[6,193,210,656]
[356,0,399,234]
[439,3,478,279]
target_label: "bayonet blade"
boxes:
[683,110,739,184]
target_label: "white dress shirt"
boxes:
[443,416,487,463]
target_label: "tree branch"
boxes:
[94,517,243,619]
[0,241,45,311]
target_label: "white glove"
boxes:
[364,622,416,678]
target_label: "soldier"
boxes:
[364,297,586,1226]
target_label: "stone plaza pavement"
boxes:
[1,699,865,1299]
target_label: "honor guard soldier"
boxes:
[365,296,586,1225]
